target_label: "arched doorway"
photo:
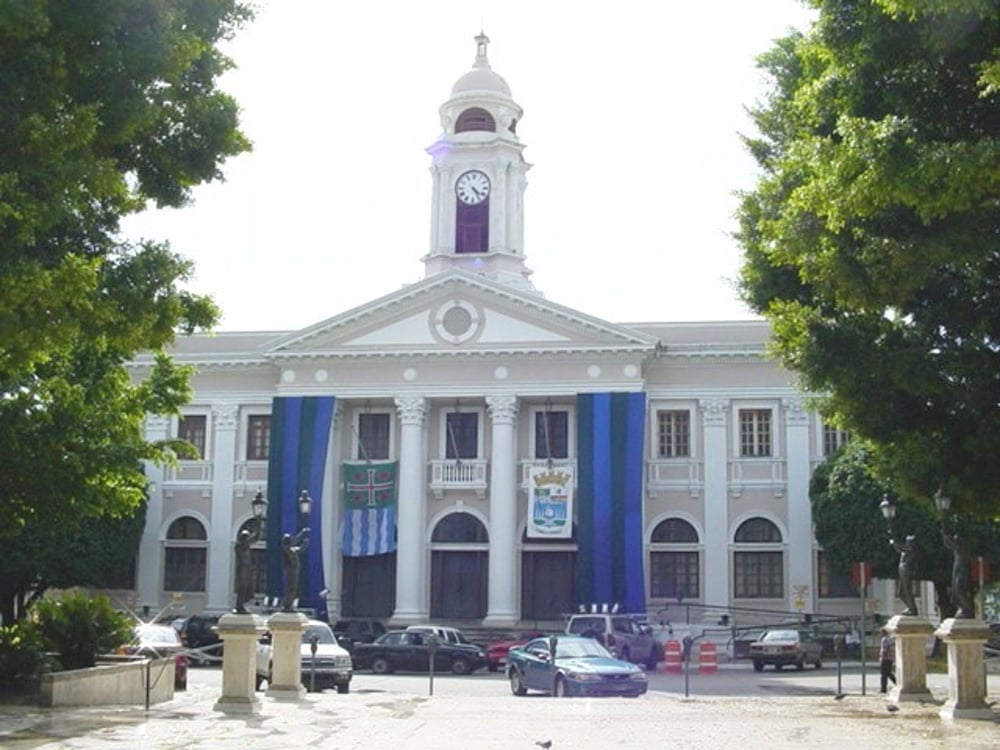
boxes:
[430,512,488,619]
[520,525,576,623]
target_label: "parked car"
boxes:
[486,631,544,672]
[180,613,223,665]
[255,619,353,693]
[565,613,659,669]
[120,623,189,690]
[332,618,386,647]
[507,635,648,697]
[749,629,823,671]
[353,629,488,675]
[405,624,473,646]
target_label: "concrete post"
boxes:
[213,613,263,714]
[935,617,994,720]
[886,615,934,704]
[266,611,307,699]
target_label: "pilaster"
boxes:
[207,403,239,612]
[700,399,729,607]
[783,398,814,614]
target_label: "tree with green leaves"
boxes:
[0,1,253,610]
[737,0,1000,518]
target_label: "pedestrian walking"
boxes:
[879,627,896,693]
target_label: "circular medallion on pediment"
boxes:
[281,369,296,383]
[432,300,482,344]
[587,365,602,378]
[403,367,418,381]
[315,369,329,382]
[623,364,639,378]
[494,365,509,380]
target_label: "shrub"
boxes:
[31,591,133,670]
[0,621,51,691]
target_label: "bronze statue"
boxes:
[233,520,263,614]
[890,534,918,616]
[281,527,310,612]
[941,526,974,618]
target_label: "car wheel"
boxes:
[451,658,471,675]
[553,675,569,697]
[796,657,805,671]
[753,660,764,672]
[509,669,527,696]
[337,683,350,694]
[371,656,392,675]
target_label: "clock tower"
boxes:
[423,33,536,293]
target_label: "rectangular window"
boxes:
[163,547,207,592]
[822,424,849,456]
[246,415,271,461]
[445,412,479,459]
[178,415,207,458]
[817,551,857,598]
[649,551,699,599]
[739,409,771,457]
[358,413,391,460]
[734,551,783,598]
[657,410,690,458]
[534,411,568,459]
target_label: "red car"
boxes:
[487,632,543,673]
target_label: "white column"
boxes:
[700,399,730,607]
[783,398,814,613]
[484,394,519,627]
[392,396,428,624]
[207,404,239,612]
[322,403,343,620]
[137,416,170,611]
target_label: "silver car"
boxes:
[256,619,353,693]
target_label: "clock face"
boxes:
[455,170,491,205]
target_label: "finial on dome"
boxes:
[474,31,490,68]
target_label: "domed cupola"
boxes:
[423,33,537,294]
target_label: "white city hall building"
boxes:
[130,34,882,630]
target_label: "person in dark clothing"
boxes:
[879,627,896,693]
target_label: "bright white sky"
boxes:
[121,0,817,332]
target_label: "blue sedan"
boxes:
[506,635,648,697]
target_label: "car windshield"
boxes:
[302,624,336,645]
[761,630,799,643]
[557,639,611,659]
[136,625,180,646]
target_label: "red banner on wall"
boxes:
[851,561,873,589]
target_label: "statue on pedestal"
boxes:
[941,526,974,618]
[234,520,263,614]
[890,534,918,616]
[281,527,310,612]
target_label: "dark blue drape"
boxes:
[576,392,646,614]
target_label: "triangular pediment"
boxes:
[266,271,657,359]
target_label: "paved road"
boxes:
[1,662,996,749]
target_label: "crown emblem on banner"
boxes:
[533,470,570,486]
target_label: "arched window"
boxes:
[432,512,488,543]
[649,519,700,599]
[164,516,207,592]
[455,107,496,133]
[237,519,267,599]
[733,517,783,598]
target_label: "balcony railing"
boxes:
[163,460,213,484]
[728,458,786,497]
[428,459,488,500]
[646,459,704,497]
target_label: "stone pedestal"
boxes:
[935,617,994,720]
[213,613,263,714]
[266,612,307,700]
[886,615,934,704]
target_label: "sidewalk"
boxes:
[1,671,997,750]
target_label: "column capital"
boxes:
[699,398,729,426]
[486,394,518,425]
[394,396,427,426]
[212,403,239,430]
[782,397,809,426]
